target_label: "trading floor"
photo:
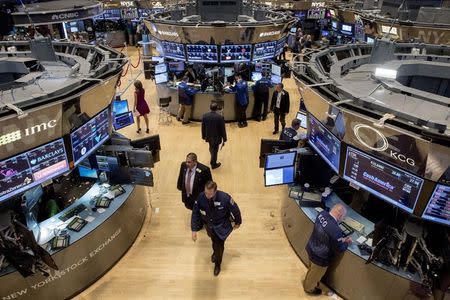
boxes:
[74,49,328,300]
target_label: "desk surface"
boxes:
[295,190,422,283]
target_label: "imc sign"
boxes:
[0,104,62,160]
[345,121,429,175]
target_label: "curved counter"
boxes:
[156,82,274,122]
[0,184,148,300]
[281,189,448,300]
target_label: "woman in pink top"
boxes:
[133,80,150,133]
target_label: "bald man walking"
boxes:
[303,204,352,295]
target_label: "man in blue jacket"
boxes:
[252,72,272,121]
[191,181,242,276]
[177,76,198,124]
[229,74,249,128]
[303,204,352,295]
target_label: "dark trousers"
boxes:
[236,104,248,125]
[253,94,269,119]
[209,142,220,166]
[209,230,225,266]
[182,193,195,210]
[273,111,286,132]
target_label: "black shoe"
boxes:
[272,130,279,135]
[211,162,221,169]
[137,128,142,133]
[146,128,149,133]
[176,117,181,121]
[182,121,190,125]
[255,117,261,122]
[243,122,248,127]
[238,123,244,128]
[262,116,267,121]
[211,254,216,263]
[305,288,322,295]
[214,264,221,276]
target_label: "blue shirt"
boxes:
[191,190,242,241]
[252,78,272,95]
[306,210,348,267]
[178,81,197,105]
[230,80,249,106]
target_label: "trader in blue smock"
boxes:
[177,76,198,124]
[229,74,249,128]
[191,181,242,276]
[252,72,272,121]
[303,204,352,295]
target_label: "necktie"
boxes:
[186,169,193,196]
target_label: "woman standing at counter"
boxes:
[133,80,150,133]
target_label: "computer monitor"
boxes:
[155,63,167,74]
[290,27,297,33]
[224,67,234,77]
[253,41,276,61]
[271,64,281,76]
[259,139,294,168]
[251,72,262,82]
[186,44,218,63]
[129,167,154,187]
[296,111,307,129]
[78,165,98,179]
[96,155,119,172]
[366,36,375,44]
[128,149,154,168]
[271,74,282,84]
[114,111,134,130]
[321,30,330,37]
[220,44,252,63]
[421,184,450,226]
[168,61,185,73]
[151,56,164,63]
[155,72,168,84]
[340,23,354,36]
[161,41,185,61]
[264,166,295,186]
[22,185,44,210]
[112,99,129,115]
[332,21,338,30]
[265,152,296,169]
[131,135,161,151]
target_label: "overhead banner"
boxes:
[11,4,103,26]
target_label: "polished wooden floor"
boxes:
[75,48,333,300]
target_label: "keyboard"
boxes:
[59,204,87,221]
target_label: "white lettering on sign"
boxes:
[157,30,178,37]
[0,119,57,147]
[311,2,325,8]
[259,30,281,38]
[51,12,79,21]
[120,1,135,7]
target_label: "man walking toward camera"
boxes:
[191,181,242,276]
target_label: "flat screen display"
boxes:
[296,111,307,129]
[155,63,167,74]
[220,44,251,62]
[271,64,281,76]
[307,114,340,172]
[265,166,295,186]
[251,72,262,82]
[112,99,129,115]
[155,72,168,84]
[343,147,424,213]
[290,27,297,33]
[0,138,69,203]
[186,44,218,63]
[168,61,185,72]
[271,74,282,85]
[421,184,450,226]
[332,21,338,30]
[265,152,296,169]
[78,165,98,179]
[96,155,119,172]
[366,36,375,44]
[70,108,110,167]
[161,41,185,61]
[224,67,234,77]
[253,41,276,61]
[114,111,134,130]
[321,30,330,37]
[275,37,287,56]
[340,23,354,36]
[151,56,164,63]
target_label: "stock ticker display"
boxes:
[422,184,450,226]
[253,41,276,61]
[161,41,186,61]
[71,108,110,166]
[0,138,69,202]
[220,44,252,62]
[186,44,218,63]
[344,147,423,213]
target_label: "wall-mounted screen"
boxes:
[186,44,218,63]
[275,37,287,56]
[296,111,307,129]
[155,63,167,74]
[421,184,450,226]
[253,41,276,61]
[70,108,110,167]
[343,147,424,214]
[114,111,134,130]
[0,138,69,203]
[161,41,185,61]
[155,72,168,84]
[307,114,340,172]
[220,44,252,63]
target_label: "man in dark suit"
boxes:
[201,103,227,169]
[177,153,212,210]
[270,83,290,134]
